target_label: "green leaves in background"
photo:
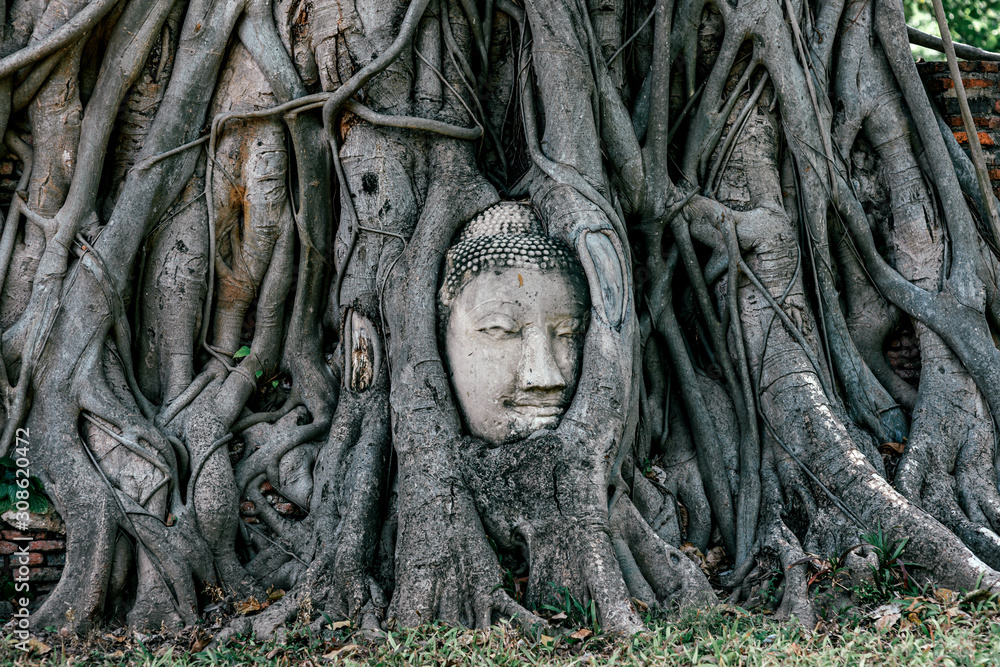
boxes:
[0,457,49,514]
[906,0,1000,58]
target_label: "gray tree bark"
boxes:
[0,0,999,637]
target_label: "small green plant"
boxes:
[856,520,919,603]
[537,583,601,634]
[640,457,654,476]
[0,567,30,604]
[759,566,783,608]
[961,588,1000,617]
[0,456,48,514]
[487,537,528,605]
[825,544,862,583]
[791,543,863,592]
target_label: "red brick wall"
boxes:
[1,531,65,585]
[917,60,1000,198]
[1,525,66,615]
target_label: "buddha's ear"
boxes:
[344,308,382,393]
[577,229,629,329]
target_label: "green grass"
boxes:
[2,596,998,667]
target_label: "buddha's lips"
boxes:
[507,404,565,418]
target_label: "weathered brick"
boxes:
[45,552,65,567]
[27,567,62,583]
[28,540,64,552]
[955,60,1000,74]
[0,541,18,555]
[927,77,993,92]
[2,530,29,540]
[23,552,42,565]
[952,131,996,146]
[927,78,950,93]
[950,116,1000,129]
[966,98,994,114]
[919,61,949,73]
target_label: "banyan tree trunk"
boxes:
[0,0,998,637]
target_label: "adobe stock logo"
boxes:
[9,428,35,653]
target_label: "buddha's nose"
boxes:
[517,326,566,392]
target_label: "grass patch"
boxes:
[2,593,998,666]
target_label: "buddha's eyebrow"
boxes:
[552,313,588,323]
[467,299,521,314]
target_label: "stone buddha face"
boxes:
[440,204,589,445]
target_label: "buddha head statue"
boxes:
[439,203,590,445]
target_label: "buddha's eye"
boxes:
[476,315,521,339]
[553,318,586,338]
[480,326,520,339]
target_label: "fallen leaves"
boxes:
[680,543,730,578]
[235,596,263,615]
[23,638,50,655]
[232,588,285,616]
[871,603,901,631]
[322,643,360,659]
[935,588,958,605]
[879,442,906,455]
[190,632,211,652]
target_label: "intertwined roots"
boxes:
[0,0,999,637]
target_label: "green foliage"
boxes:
[639,457,654,475]
[0,568,34,604]
[232,345,251,360]
[536,583,601,634]
[794,544,862,593]
[905,0,1000,57]
[3,600,1000,666]
[487,536,528,606]
[856,521,920,603]
[0,456,47,515]
[757,566,784,608]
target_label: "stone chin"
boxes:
[498,407,566,444]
